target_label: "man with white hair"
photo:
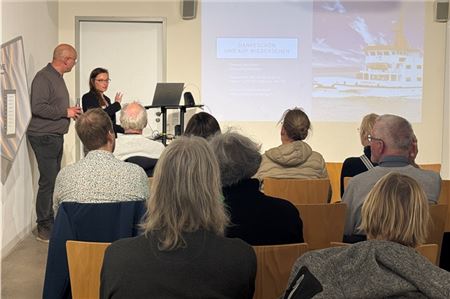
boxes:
[343,114,441,240]
[113,102,165,160]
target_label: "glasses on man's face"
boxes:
[66,57,77,64]
[96,79,111,83]
[367,134,383,143]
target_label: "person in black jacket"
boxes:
[340,113,379,196]
[209,131,304,246]
[82,67,124,134]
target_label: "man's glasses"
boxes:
[367,134,383,143]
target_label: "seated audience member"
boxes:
[53,108,149,213]
[340,113,379,197]
[343,114,440,241]
[113,101,165,160]
[184,111,221,139]
[209,131,303,245]
[254,107,328,181]
[101,136,256,298]
[284,173,450,299]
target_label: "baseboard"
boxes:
[2,225,35,259]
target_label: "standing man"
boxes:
[27,44,81,242]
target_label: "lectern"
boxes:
[145,83,202,145]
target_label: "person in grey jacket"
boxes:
[343,114,440,240]
[284,172,450,299]
[27,44,81,242]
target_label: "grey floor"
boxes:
[2,232,48,299]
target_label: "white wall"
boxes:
[1,0,58,256]
[442,18,450,179]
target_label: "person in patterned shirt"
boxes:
[53,108,149,213]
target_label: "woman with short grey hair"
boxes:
[210,131,303,245]
[101,136,256,298]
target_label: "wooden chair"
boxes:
[437,180,450,232]
[326,162,343,203]
[66,241,111,299]
[416,244,439,265]
[296,203,347,250]
[263,178,330,205]
[427,204,447,264]
[419,164,441,173]
[330,242,439,265]
[253,243,309,299]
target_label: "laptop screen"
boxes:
[151,83,184,107]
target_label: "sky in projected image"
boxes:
[201,0,424,122]
[311,1,424,122]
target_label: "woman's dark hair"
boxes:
[184,112,221,139]
[88,67,109,107]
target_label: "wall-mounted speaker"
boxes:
[435,0,449,22]
[182,0,197,20]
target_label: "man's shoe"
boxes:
[36,225,51,243]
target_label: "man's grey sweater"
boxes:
[343,156,441,236]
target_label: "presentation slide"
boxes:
[201,0,424,122]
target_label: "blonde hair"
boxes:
[142,136,229,251]
[360,172,429,247]
[359,113,379,146]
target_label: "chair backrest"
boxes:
[295,203,347,250]
[330,242,439,265]
[66,241,111,299]
[416,244,439,265]
[326,162,343,203]
[253,243,309,299]
[427,204,447,264]
[263,178,330,205]
[125,156,158,177]
[43,201,146,299]
[419,164,441,173]
[437,180,450,231]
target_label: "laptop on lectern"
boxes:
[151,83,184,107]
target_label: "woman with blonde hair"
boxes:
[283,172,450,298]
[255,107,327,181]
[100,136,256,298]
[340,113,379,196]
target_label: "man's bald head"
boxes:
[53,44,76,61]
[51,44,77,74]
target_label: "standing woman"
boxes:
[82,67,124,134]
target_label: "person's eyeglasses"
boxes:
[367,134,383,143]
[66,57,77,64]
[95,79,111,83]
